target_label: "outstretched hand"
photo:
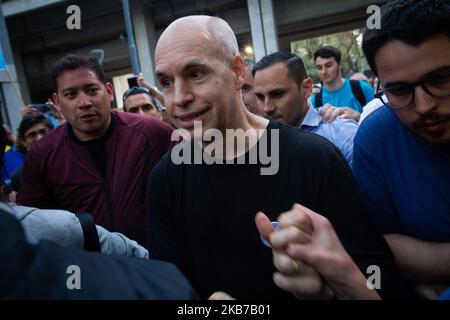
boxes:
[137,75,165,107]
[256,208,333,299]
[256,204,380,300]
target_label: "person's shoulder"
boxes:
[363,97,384,110]
[325,117,359,147]
[9,203,76,223]
[272,120,342,159]
[330,117,359,131]
[115,111,173,136]
[115,110,164,128]
[343,78,352,86]
[270,119,312,141]
[148,143,183,187]
[8,203,37,221]
[360,106,398,131]
[359,79,373,90]
[359,80,375,97]
[4,148,23,160]
[356,106,402,146]
[28,124,68,155]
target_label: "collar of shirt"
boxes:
[67,112,116,145]
[299,104,322,129]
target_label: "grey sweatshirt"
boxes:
[9,204,149,259]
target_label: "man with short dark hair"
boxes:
[313,46,374,114]
[353,0,450,286]
[0,116,197,300]
[1,113,54,192]
[17,54,175,246]
[242,59,263,115]
[122,86,163,120]
[253,51,358,165]
[17,113,54,152]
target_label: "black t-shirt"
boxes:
[85,138,107,179]
[148,120,410,299]
[68,117,114,180]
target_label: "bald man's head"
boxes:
[157,15,238,65]
[154,15,247,135]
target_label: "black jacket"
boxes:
[0,202,197,299]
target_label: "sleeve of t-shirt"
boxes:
[16,144,55,209]
[352,119,403,234]
[360,80,375,104]
[147,157,181,266]
[302,140,411,299]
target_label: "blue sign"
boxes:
[0,52,6,69]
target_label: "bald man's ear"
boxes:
[230,54,245,90]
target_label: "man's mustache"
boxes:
[413,112,450,127]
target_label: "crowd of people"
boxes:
[0,0,449,300]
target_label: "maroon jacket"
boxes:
[17,111,175,246]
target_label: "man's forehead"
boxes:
[155,50,215,76]
[59,68,97,79]
[26,123,47,131]
[255,63,289,82]
[375,37,450,84]
[126,93,152,103]
[254,76,289,92]
[57,68,101,88]
[315,57,336,65]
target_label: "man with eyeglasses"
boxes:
[122,86,163,120]
[19,115,53,150]
[1,113,54,193]
[353,0,450,292]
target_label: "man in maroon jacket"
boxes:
[17,54,175,246]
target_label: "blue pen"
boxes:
[260,221,280,248]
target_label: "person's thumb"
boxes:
[209,291,235,300]
[255,211,275,244]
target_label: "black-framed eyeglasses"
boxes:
[122,86,152,103]
[375,67,450,109]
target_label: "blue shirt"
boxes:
[300,105,358,166]
[312,78,374,112]
[353,106,450,241]
[438,288,450,300]
[1,147,25,187]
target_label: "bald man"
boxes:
[148,15,409,300]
